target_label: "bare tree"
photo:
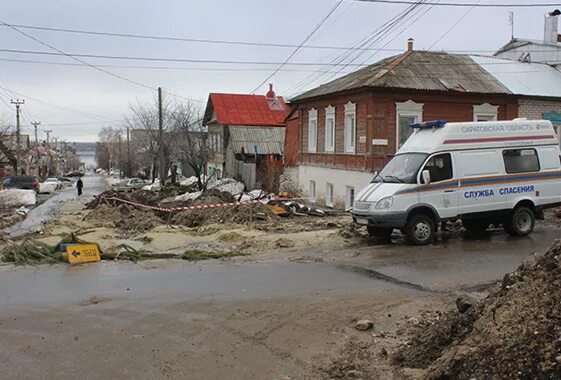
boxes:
[170,101,208,190]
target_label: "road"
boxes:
[1,176,560,379]
[3,174,107,238]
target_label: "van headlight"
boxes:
[374,196,393,209]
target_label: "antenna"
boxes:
[509,11,514,40]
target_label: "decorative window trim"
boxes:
[308,108,318,153]
[473,103,498,121]
[344,101,356,154]
[396,100,423,150]
[325,105,335,152]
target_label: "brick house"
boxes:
[286,40,522,210]
[203,85,290,190]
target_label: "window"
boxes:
[345,186,355,211]
[308,108,318,153]
[325,105,335,152]
[422,153,453,183]
[458,150,502,177]
[396,100,423,149]
[503,149,540,173]
[344,102,356,153]
[325,183,334,207]
[309,180,316,201]
[473,103,498,122]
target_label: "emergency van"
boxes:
[352,119,561,245]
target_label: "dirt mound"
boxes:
[170,203,273,228]
[393,240,561,379]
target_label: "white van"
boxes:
[352,119,561,245]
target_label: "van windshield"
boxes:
[372,153,428,184]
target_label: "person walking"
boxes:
[76,177,84,196]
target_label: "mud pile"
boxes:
[170,202,274,228]
[394,240,561,379]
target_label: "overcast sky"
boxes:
[0,0,556,142]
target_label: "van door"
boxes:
[417,153,459,219]
[456,150,505,215]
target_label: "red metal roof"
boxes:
[207,93,289,127]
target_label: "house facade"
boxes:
[286,43,520,210]
[203,85,289,190]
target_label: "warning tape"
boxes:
[100,194,264,213]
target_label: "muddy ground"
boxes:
[2,175,561,379]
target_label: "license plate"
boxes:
[356,218,369,225]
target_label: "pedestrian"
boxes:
[77,177,83,196]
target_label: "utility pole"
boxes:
[158,87,165,185]
[31,121,41,147]
[126,125,131,177]
[11,99,24,174]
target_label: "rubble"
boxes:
[355,320,374,331]
[393,239,561,379]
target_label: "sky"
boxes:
[0,0,556,142]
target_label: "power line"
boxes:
[1,47,558,67]
[0,20,156,91]
[353,0,561,7]
[0,57,358,73]
[0,83,115,123]
[428,0,479,49]
[251,0,345,93]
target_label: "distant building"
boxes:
[495,10,561,67]
[203,85,289,191]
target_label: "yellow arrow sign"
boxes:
[65,244,101,264]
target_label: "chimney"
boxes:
[266,83,276,99]
[544,9,561,44]
[407,38,414,52]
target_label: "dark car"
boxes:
[1,176,40,192]
[66,171,84,177]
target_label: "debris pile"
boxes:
[86,177,341,232]
[393,239,561,379]
[0,190,36,230]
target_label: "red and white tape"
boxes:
[100,195,262,213]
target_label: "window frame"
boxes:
[396,100,423,150]
[308,108,318,153]
[473,103,498,122]
[344,102,356,154]
[502,148,540,174]
[419,152,454,184]
[325,105,335,153]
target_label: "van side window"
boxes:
[422,153,453,183]
[503,149,540,173]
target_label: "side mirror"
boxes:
[422,170,431,184]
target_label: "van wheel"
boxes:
[462,219,490,234]
[367,226,393,242]
[504,206,535,236]
[405,214,435,245]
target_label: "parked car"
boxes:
[110,169,122,177]
[352,119,561,245]
[1,176,40,192]
[112,178,147,191]
[66,170,84,177]
[39,179,58,194]
[45,177,63,190]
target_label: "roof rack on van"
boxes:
[410,120,446,129]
